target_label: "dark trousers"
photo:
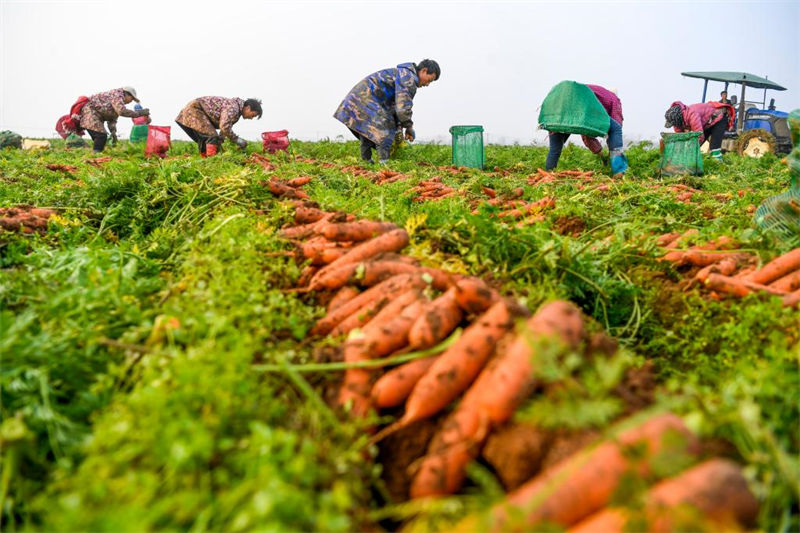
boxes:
[86,129,107,152]
[545,119,623,171]
[177,123,220,154]
[704,115,728,151]
[349,128,389,162]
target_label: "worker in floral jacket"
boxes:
[79,86,149,152]
[664,100,735,160]
[334,59,440,163]
[546,84,628,175]
[175,97,262,156]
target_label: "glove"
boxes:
[404,128,416,142]
[236,138,248,150]
[137,108,150,117]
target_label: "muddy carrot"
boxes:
[769,269,800,292]
[408,288,464,350]
[453,277,501,314]
[371,356,439,409]
[297,265,318,287]
[268,179,309,199]
[327,286,361,313]
[294,206,326,224]
[320,220,400,242]
[782,288,800,308]
[286,176,312,187]
[746,249,800,285]
[705,273,787,298]
[662,249,747,267]
[311,229,410,285]
[478,413,700,530]
[310,260,452,292]
[311,274,417,336]
[328,296,391,338]
[655,232,682,247]
[569,459,758,533]
[330,287,422,338]
[665,229,699,249]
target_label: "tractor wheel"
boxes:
[737,129,777,158]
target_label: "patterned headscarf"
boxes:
[664,104,684,128]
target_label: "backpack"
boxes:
[55,96,90,138]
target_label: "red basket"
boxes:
[146,125,171,158]
[261,130,289,153]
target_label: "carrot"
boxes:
[409,301,584,498]
[268,179,309,199]
[286,176,312,187]
[371,356,439,409]
[769,269,800,292]
[745,248,800,285]
[278,214,333,240]
[453,277,500,314]
[408,288,464,350]
[665,229,699,249]
[705,273,787,298]
[662,249,748,267]
[295,239,350,264]
[310,260,452,292]
[782,288,800,308]
[477,413,700,530]
[338,340,374,417]
[569,459,758,533]
[310,229,410,286]
[482,186,497,198]
[329,287,422,338]
[294,206,326,224]
[311,274,417,336]
[320,220,400,242]
[693,257,739,283]
[297,265,318,287]
[402,298,526,425]
[655,232,682,247]
[327,286,361,313]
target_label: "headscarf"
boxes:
[664,104,684,129]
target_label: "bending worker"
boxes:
[79,86,149,152]
[175,97,262,156]
[334,59,440,164]
[663,100,734,160]
[542,82,627,175]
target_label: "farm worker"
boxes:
[663,100,735,160]
[175,97,262,157]
[129,103,150,143]
[719,90,731,105]
[78,86,150,153]
[545,84,628,175]
[334,59,441,164]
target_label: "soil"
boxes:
[553,215,587,237]
[615,360,657,414]
[378,416,440,501]
[540,428,601,470]
[481,422,553,490]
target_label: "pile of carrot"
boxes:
[85,156,113,167]
[372,169,410,185]
[457,412,758,533]
[409,177,456,202]
[528,168,595,186]
[0,205,56,233]
[45,163,79,174]
[657,230,800,307]
[248,152,276,171]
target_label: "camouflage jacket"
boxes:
[79,88,139,135]
[175,97,245,142]
[334,63,418,152]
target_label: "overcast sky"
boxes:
[1,0,798,146]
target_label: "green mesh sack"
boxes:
[130,124,148,143]
[449,125,484,169]
[65,133,87,149]
[0,130,23,149]
[754,109,800,237]
[538,81,610,136]
[659,132,703,177]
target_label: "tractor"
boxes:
[681,71,792,157]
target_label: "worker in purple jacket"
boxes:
[546,84,627,175]
[663,101,735,160]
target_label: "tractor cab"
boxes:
[681,71,792,156]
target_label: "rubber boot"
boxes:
[711,148,722,161]
[360,141,373,163]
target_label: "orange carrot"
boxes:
[311,274,417,336]
[320,220,400,242]
[371,356,439,409]
[655,232,682,247]
[294,206,326,224]
[453,277,500,314]
[407,288,464,350]
[310,229,410,286]
[662,249,748,267]
[693,257,739,283]
[297,265,318,287]
[783,288,800,308]
[705,273,787,298]
[328,295,391,338]
[330,287,422,338]
[478,413,700,530]
[409,301,585,498]
[665,229,699,249]
[746,248,800,285]
[286,176,312,187]
[402,298,526,425]
[769,269,800,292]
[310,260,452,292]
[569,459,758,533]
[268,179,309,199]
[278,213,335,240]
[327,286,361,313]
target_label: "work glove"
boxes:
[236,138,248,150]
[404,128,416,142]
[137,108,150,117]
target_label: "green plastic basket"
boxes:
[450,125,484,169]
[659,132,703,177]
